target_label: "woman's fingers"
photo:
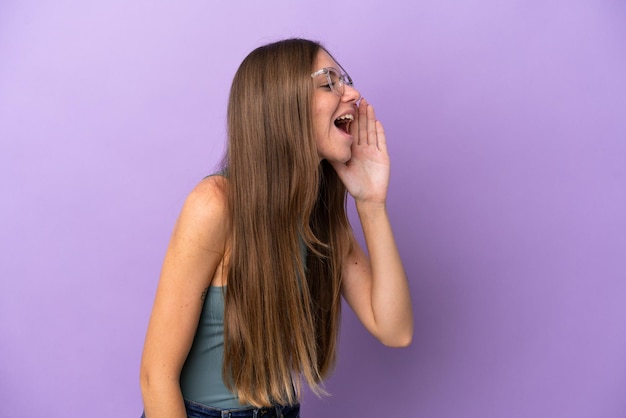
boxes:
[367,102,377,148]
[358,98,368,145]
[376,120,387,152]
[357,98,382,149]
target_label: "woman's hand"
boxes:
[330,98,390,205]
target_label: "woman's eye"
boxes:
[321,84,332,90]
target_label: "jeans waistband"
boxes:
[184,399,300,418]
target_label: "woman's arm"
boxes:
[140,176,230,417]
[332,99,413,347]
[340,205,413,347]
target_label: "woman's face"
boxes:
[311,50,361,163]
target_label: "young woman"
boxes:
[140,38,413,418]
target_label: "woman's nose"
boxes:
[342,84,361,102]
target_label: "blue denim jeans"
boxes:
[142,399,300,418]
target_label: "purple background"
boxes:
[1,1,625,417]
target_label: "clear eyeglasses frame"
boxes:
[310,66,354,97]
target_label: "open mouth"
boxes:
[334,114,354,134]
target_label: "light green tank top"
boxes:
[179,286,246,409]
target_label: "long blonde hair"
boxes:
[222,38,352,407]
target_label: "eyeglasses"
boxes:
[310,67,354,97]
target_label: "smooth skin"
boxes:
[140,51,413,418]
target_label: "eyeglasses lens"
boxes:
[327,69,344,97]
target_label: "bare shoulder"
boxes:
[186,175,229,211]
[187,175,228,207]
[174,175,230,256]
